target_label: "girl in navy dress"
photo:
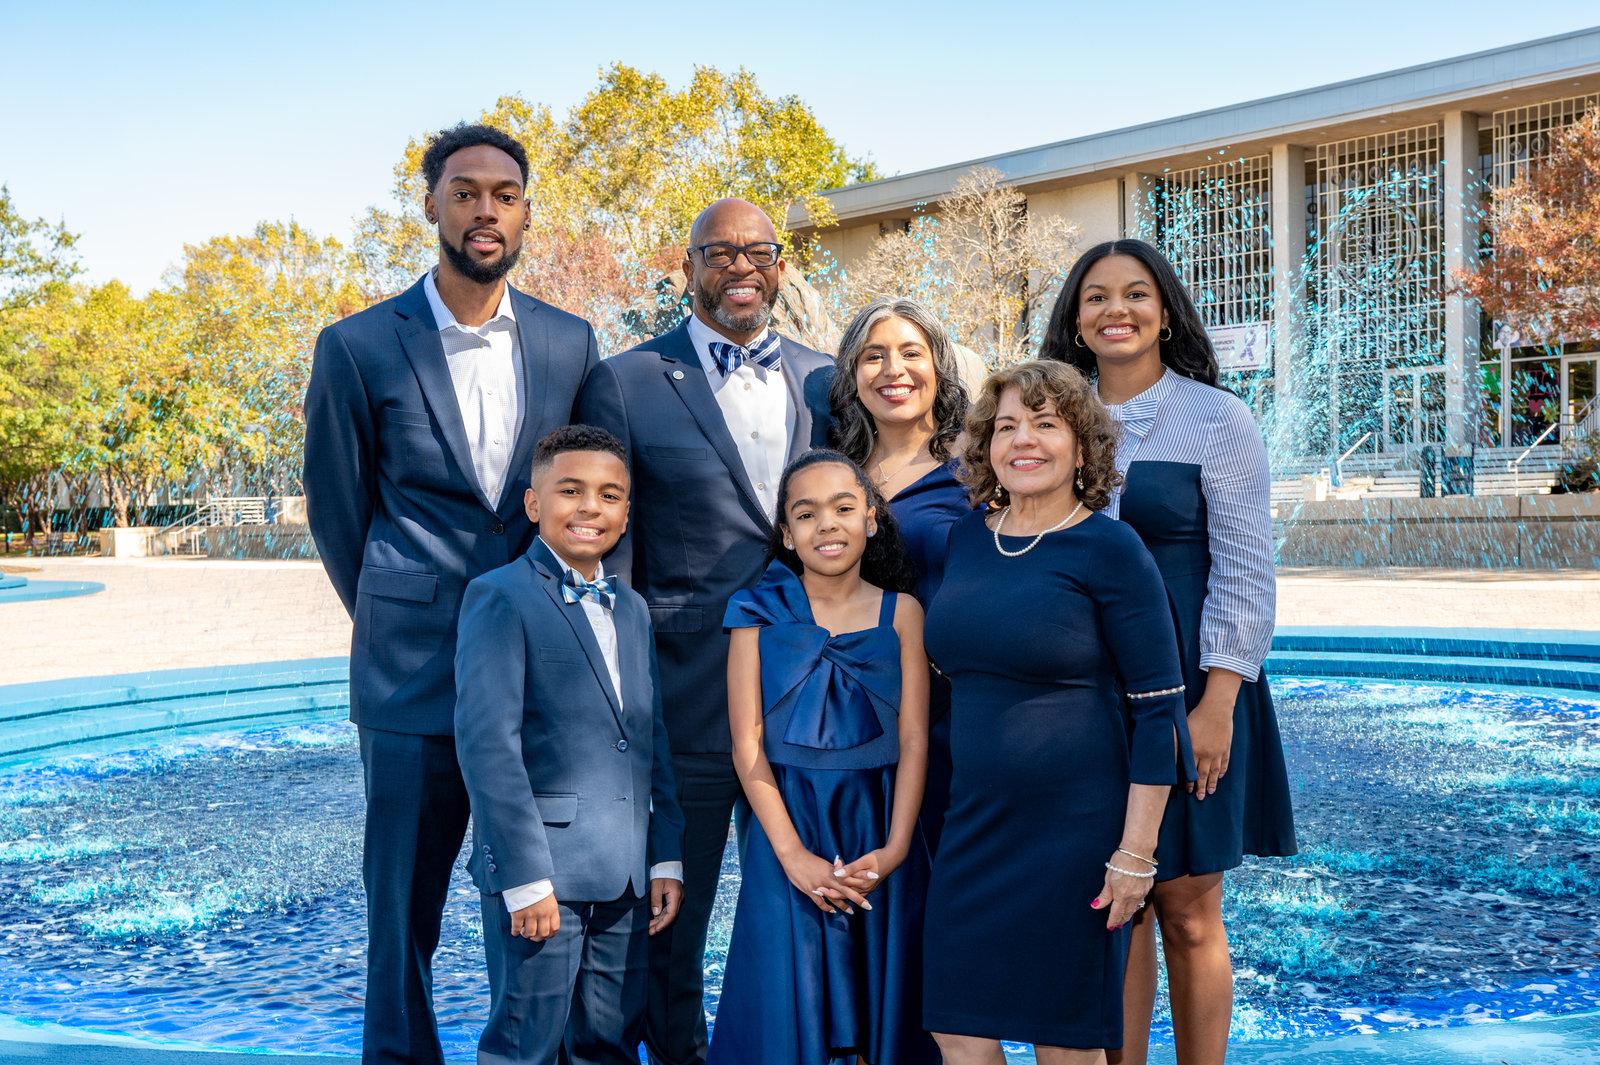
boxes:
[709,450,940,1065]
[923,360,1195,1065]
[1042,239,1298,1065]
[829,298,972,853]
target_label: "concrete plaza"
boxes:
[3,555,1600,686]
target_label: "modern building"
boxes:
[794,26,1600,476]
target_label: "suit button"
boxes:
[615,739,629,752]
[491,521,505,535]
[488,863,497,873]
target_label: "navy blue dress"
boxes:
[922,512,1195,1048]
[1104,369,1297,876]
[886,460,970,855]
[709,562,939,1065]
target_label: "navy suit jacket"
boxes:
[576,320,833,755]
[303,277,599,736]
[453,545,685,902]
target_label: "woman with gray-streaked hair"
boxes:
[829,297,971,854]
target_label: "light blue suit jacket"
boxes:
[453,541,685,902]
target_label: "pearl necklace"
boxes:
[992,500,1085,557]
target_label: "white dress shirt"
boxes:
[686,314,793,521]
[503,539,683,912]
[422,270,522,507]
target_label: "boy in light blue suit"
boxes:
[455,425,685,1065]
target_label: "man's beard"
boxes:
[697,282,775,334]
[442,234,522,285]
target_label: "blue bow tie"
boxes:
[707,333,782,376]
[561,569,616,610]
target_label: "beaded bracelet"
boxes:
[1126,684,1185,700]
[1116,848,1158,869]
[1104,861,1156,879]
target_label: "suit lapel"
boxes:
[501,288,551,517]
[618,595,650,729]
[394,281,496,513]
[658,324,770,530]
[779,337,813,463]
[527,554,627,737]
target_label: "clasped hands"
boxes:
[509,877,684,942]
[782,848,902,915]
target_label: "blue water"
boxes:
[0,678,1594,1056]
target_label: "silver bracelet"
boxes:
[1127,684,1185,700]
[1104,861,1156,879]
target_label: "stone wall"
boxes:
[1276,493,1600,568]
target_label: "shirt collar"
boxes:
[1102,367,1176,442]
[686,312,772,368]
[422,269,516,336]
[537,535,605,584]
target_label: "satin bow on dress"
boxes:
[724,561,901,754]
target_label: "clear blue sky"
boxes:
[4,2,1597,292]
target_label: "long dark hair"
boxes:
[828,299,969,467]
[767,449,917,595]
[1038,239,1220,387]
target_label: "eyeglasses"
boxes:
[691,242,782,269]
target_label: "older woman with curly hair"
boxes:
[921,360,1195,1065]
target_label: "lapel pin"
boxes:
[672,370,685,380]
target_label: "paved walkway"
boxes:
[0,1010,1593,1065]
[3,557,1599,686]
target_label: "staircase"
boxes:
[147,497,268,556]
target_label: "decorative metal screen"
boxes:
[1309,124,1445,452]
[1492,93,1600,186]
[1153,155,1274,329]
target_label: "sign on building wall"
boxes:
[1210,322,1272,373]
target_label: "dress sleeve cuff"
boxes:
[503,878,554,913]
[649,862,684,883]
[1199,652,1262,683]
[1129,692,1198,786]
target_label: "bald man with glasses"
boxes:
[578,198,834,1065]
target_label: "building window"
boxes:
[1147,156,1276,418]
[1492,93,1600,187]
[1309,123,1445,455]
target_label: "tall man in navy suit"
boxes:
[577,198,834,1065]
[303,123,600,1065]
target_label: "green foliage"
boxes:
[356,66,875,304]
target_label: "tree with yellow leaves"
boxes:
[355,65,875,349]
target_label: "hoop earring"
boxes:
[1073,332,1087,348]
[1159,326,1173,342]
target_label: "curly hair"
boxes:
[420,123,530,192]
[1038,239,1221,388]
[828,299,969,466]
[767,450,918,595]
[956,360,1122,511]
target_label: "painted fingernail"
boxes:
[813,888,826,896]
[833,868,846,877]
[860,900,872,910]
[866,872,879,880]
[1090,898,1103,909]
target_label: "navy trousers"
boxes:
[645,753,743,1065]
[359,727,472,1065]
[479,889,650,1065]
